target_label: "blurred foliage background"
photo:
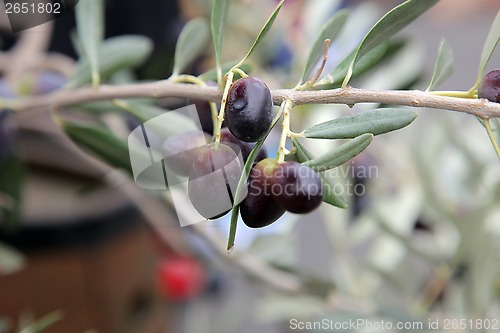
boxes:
[0,0,499,332]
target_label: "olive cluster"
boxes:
[162,77,323,227]
[241,158,323,228]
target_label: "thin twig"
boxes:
[299,39,331,90]
[10,81,500,119]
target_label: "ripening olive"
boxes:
[269,161,323,214]
[241,158,285,228]
[479,69,500,103]
[225,77,273,142]
[188,143,244,219]
[161,131,210,176]
[220,127,267,164]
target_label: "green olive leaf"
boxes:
[299,9,350,85]
[70,98,155,114]
[426,38,454,91]
[238,0,286,66]
[471,11,500,92]
[172,17,210,76]
[62,121,131,172]
[341,0,439,88]
[227,108,284,252]
[112,100,193,137]
[211,0,230,84]
[291,136,313,164]
[75,0,104,88]
[304,133,373,172]
[292,137,348,209]
[304,108,418,139]
[327,40,390,87]
[69,35,153,88]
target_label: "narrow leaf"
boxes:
[72,99,155,114]
[75,0,104,88]
[62,121,131,172]
[292,136,313,163]
[239,0,286,65]
[328,40,390,86]
[304,133,373,171]
[426,38,454,91]
[342,0,439,87]
[227,109,283,251]
[112,100,193,137]
[300,9,350,84]
[211,0,229,84]
[472,11,500,91]
[199,62,252,82]
[304,108,418,139]
[292,137,348,208]
[114,100,166,124]
[173,18,210,76]
[69,35,153,88]
[0,153,23,231]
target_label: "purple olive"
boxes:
[161,131,210,176]
[188,143,244,219]
[241,158,285,228]
[220,128,267,164]
[225,77,273,142]
[479,69,500,103]
[269,161,323,214]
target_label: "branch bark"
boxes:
[11,80,500,119]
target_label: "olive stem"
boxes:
[276,98,294,164]
[170,74,219,136]
[8,82,500,119]
[295,39,331,91]
[214,70,235,146]
[169,74,206,86]
[231,67,249,78]
[430,90,477,99]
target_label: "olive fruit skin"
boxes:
[220,127,267,164]
[225,77,273,142]
[188,144,244,219]
[161,131,210,176]
[479,69,500,103]
[241,158,286,228]
[269,161,323,214]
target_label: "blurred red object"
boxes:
[157,256,205,301]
